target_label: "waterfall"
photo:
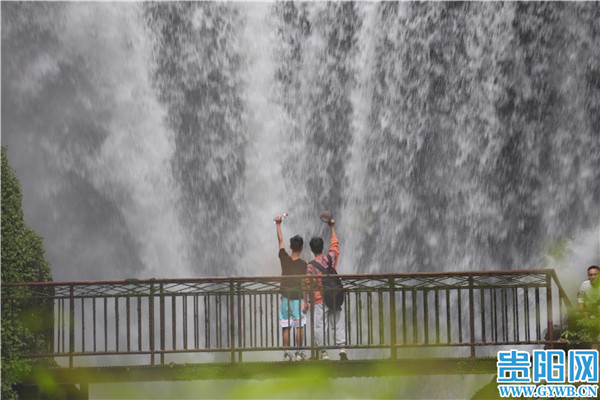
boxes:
[2,3,189,280]
[2,2,599,283]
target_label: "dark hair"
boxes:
[309,237,324,255]
[588,265,599,273]
[290,235,303,252]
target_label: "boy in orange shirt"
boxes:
[306,218,347,361]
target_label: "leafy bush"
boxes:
[1,146,53,399]
[561,310,600,348]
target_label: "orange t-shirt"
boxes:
[306,233,339,304]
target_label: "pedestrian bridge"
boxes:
[3,269,573,398]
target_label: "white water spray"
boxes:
[2,2,598,282]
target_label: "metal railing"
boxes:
[1,269,573,367]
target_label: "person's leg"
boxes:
[282,326,290,347]
[332,308,347,360]
[313,302,329,359]
[279,297,293,361]
[295,327,307,360]
[293,299,307,361]
[295,326,303,347]
[331,309,345,346]
[282,326,293,361]
[293,299,304,347]
[313,302,324,347]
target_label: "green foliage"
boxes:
[561,310,600,347]
[1,146,54,399]
[1,147,52,283]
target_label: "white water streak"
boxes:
[238,3,288,276]
[62,4,189,278]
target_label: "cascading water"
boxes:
[2,3,189,280]
[2,3,599,290]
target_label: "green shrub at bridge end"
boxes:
[2,146,53,400]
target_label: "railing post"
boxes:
[237,281,243,362]
[423,289,429,345]
[468,275,475,358]
[412,288,418,343]
[149,281,155,366]
[230,280,236,362]
[160,283,165,366]
[546,273,554,350]
[389,277,397,360]
[69,283,75,369]
[50,285,56,354]
[309,276,316,360]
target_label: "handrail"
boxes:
[547,269,574,308]
[0,268,572,287]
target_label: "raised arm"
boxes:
[328,219,339,252]
[274,215,285,250]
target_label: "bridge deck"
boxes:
[4,270,573,398]
[32,357,497,385]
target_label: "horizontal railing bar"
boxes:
[3,276,570,302]
[25,339,569,359]
[1,284,556,301]
[1,269,564,287]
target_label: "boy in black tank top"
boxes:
[274,215,309,361]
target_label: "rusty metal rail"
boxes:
[2,269,573,368]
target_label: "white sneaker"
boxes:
[283,352,293,362]
[295,351,307,361]
[339,349,348,361]
[320,350,330,361]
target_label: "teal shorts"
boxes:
[279,297,306,328]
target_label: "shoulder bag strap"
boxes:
[309,260,328,275]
